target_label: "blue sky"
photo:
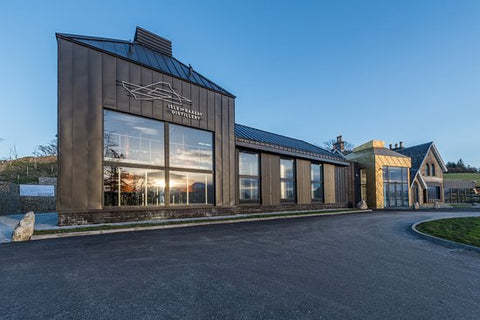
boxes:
[0,0,479,167]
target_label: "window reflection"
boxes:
[239,178,259,201]
[383,166,409,207]
[280,159,295,201]
[169,124,213,170]
[311,163,323,201]
[104,110,164,166]
[169,171,213,205]
[103,166,165,207]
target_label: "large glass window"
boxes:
[280,159,295,201]
[169,124,213,170]
[103,166,165,206]
[238,151,260,202]
[103,110,214,207]
[104,110,164,166]
[383,166,409,207]
[169,171,213,205]
[311,163,323,201]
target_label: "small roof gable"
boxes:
[56,30,234,98]
[235,124,347,165]
[396,142,447,186]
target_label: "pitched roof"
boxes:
[396,142,447,186]
[56,29,234,98]
[235,124,347,165]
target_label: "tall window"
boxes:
[238,151,260,202]
[168,124,214,205]
[311,163,324,201]
[360,169,367,201]
[103,110,214,207]
[383,167,409,207]
[431,164,436,176]
[280,159,295,201]
[425,164,430,176]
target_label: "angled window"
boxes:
[280,158,295,202]
[238,151,260,202]
[311,163,324,201]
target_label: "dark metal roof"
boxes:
[396,142,433,184]
[56,29,234,98]
[235,124,347,165]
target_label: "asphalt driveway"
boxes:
[1,210,480,319]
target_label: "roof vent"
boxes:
[134,26,172,57]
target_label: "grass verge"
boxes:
[416,217,480,247]
[33,209,359,235]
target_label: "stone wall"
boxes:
[0,182,20,215]
[58,202,349,226]
[0,181,56,215]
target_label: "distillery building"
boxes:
[56,27,357,225]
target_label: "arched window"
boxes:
[431,164,435,176]
[425,164,430,176]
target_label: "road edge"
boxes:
[31,209,372,241]
[411,218,480,253]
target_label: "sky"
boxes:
[0,0,479,167]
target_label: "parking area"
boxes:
[1,210,480,319]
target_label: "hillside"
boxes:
[444,173,480,187]
[0,156,57,184]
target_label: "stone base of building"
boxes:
[58,203,350,226]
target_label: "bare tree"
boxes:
[33,138,57,157]
[323,138,354,152]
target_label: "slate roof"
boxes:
[235,124,347,165]
[396,142,434,185]
[56,32,234,98]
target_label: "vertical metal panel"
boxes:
[261,153,280,205]
[296,159,311,204]
[324,163,336,203]
[335,166,347,204]
[151,71,163,120]
[181,81,191,126]
[87,49,103,209]
[162,74,174,123]
[199,88,208,130]
[116,58,129,113]
[141,67,153,117]
[214,93,223,205]
[71,44,89,209]
[102,54,116,108]
[228,98,236,206]
[221,95,230,205]
[207,91,215,131]
[190,84,200,128]
[128,64,141,115]
[57,39,73,210]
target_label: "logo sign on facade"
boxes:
[120,81,203,121]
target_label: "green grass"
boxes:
[444,173,480,187]
[33,209,358,235]
[416,217,480,247]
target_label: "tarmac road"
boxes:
[1,210,480,320]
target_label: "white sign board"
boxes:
[20,185,55,197]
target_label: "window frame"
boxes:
[237,149,261,204]
[102,109,215,208]
[310,162,324,202]
[280,158,296,203]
